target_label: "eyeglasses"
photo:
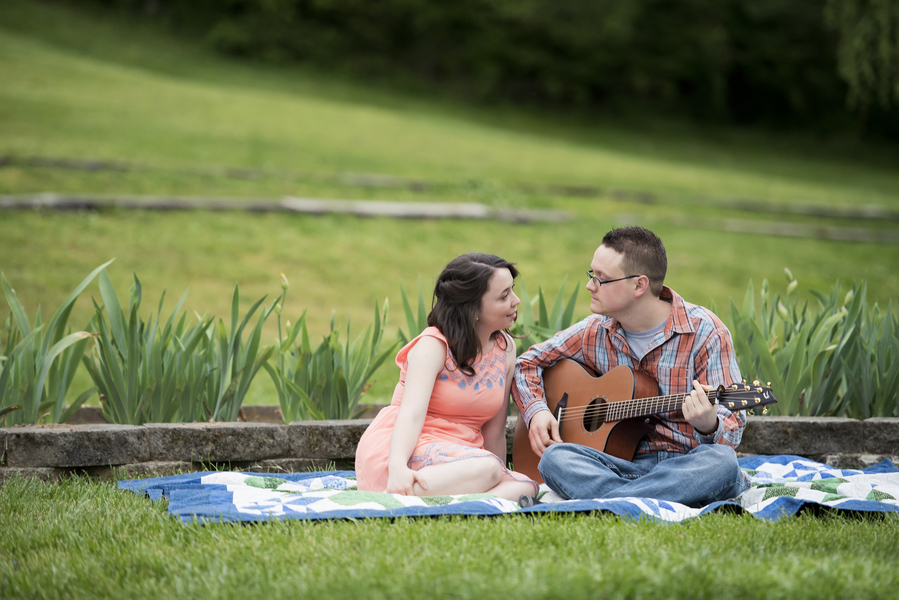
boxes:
[586,270,639,287]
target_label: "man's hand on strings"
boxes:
[528,410,562,457]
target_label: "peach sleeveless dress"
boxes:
[354,326,537,494]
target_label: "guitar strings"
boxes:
[555,390,717,424]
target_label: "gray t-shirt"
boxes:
[622,320,667,360]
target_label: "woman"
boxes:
[354,253,538,501]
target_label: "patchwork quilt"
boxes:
[118,455,899,523]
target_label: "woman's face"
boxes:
[477,268,520,332]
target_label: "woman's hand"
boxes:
[386,465,429,496]
[384,337,444,496]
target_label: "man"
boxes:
[513,226,749,507]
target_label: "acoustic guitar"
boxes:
[512,359,777,483]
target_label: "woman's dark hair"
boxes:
[427,253,518,376]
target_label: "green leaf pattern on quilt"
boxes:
[328,491,406,509]
[245,476,289,490]
[810,479,848,494]
[867,489,896,501]
[763,485,800,500]
[420,496,454,506]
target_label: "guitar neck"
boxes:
[605,391,715,422]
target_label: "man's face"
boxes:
[585,245,636,318]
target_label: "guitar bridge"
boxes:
[554,392,569,421]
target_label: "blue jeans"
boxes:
[538,443,750,508]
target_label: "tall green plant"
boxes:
[83,271,215,424]
[398,278,429,346]
[201,283,276,422]
[728,271,898,418]
[729,272,842,416]
[265,276,397,422]
[0,260,112,426]
[837,296,899,418]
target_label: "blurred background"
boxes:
[1,0,898,407]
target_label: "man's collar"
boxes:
[661,286,696,334]
[600,286,696,335]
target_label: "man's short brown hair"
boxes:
[601,226,667,296]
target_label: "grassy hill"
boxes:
[2,0,898,404]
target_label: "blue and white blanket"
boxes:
[118,455,899,523]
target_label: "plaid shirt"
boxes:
[513,287,745,454]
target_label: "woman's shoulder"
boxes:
[499,331,517,362]
[396,326,449,367]
[420,326,448,343]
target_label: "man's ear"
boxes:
[633,275,651,299]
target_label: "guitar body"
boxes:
[512,360,660,483]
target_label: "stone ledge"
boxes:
[142,422,289,463]
[2,417,897,483]
[863,418,899,454]
[1,424,150,468]
[739,416,864,455]
[289,419,373,459]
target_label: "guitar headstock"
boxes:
[716,379,778,414]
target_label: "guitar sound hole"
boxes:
[583,398,606,432]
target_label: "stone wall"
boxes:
[1,416,897,485]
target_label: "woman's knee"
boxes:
[470,456,504,487]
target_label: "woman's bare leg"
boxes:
[486,479,539,502]
[409,456,537,502]
[410,456,503,497]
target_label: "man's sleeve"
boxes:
[512,319,594,429]
[693,321,747,448]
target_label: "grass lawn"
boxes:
[2,0,899,407]
[2,475,898,600]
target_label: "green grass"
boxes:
[1,475,898,599]
[2,0,899,407]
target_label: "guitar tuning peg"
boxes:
[762,407,769,415]
[748,409,755,416]
[767,382,772,387]
[752,379,761,386]
[741,379,747,384]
